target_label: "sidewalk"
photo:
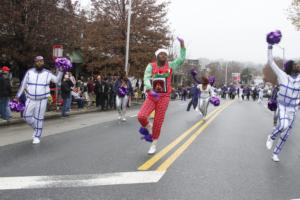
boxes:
[0,101,143,127]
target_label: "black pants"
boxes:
[187,97,198,111]
[96,94,105,110]
[107,93,114,109]
[221,93,226,99]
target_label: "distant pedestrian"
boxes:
[0,66,12,121]
[114,71,133,121]
[61,74,74,117]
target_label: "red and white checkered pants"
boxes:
[138,95,170,140]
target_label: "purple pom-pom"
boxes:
[9,100,25,112]
[139,127,153,142]
[209,96,220,106]
[191,69,198,77]
[141,134,153,143]
[118,87,128,97]
[149,91,159,100]
[16,103,25,112]
[8,101,16,111]
[139,127,149,136]
[55,57,73,72]
[268,99,277,111]
[266,30,282,45]
[190,69,201,84]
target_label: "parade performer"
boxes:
[268,61,294,127]
[114,71,133,122]
[0,66,11,121]
[186,69,201,112]
[239,86,244,101]
[189,70,218,117]
[197,76,217,120]
[186,83,200,112]
[265,30,300,162]
[138,37,186,154]
[16,56,67,144]
[221,85,227,99]
[257,86,264,104]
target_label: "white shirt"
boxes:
[268,47,300,108]
[71,91,82,100]
[197,84,214,99]
[17,68,63,100]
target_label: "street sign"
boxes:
[232,73,240,82]
[53,45,63,59]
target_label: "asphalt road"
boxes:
[0,99,300,200]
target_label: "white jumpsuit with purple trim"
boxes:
[268,46,300,155]
[17,68,63,138]
[197,84,215,117]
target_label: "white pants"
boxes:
[23,98,48,138]
[83,92,91,106]
[271,104,297,155]
[198,98,210,117]
[257,95,263,104]
[116,95,128,118]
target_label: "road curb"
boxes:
[0,102,143,127]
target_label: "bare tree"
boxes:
[0,0,83,78]
[83,0,171,77]
[288,0,300,30]
[263,58,283,85]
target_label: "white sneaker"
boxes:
[32,137,40,144]
[121,117,126,122]
[148,144,157,155]
[272,154,280,162]
[266,135,274,150]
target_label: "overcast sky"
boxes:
[79,0,300,64]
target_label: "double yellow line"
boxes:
[138,101,233,172]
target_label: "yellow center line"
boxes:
[138,101,231,171]
[156,101,233,172]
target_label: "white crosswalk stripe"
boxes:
[0,171,165,190]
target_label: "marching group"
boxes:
[1,32,300,162]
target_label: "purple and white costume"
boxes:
[197,84,215,117]
[268,46,300,155]
[17,68,63,138]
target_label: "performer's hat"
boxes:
[1,66,10,73]
[34,56,44,61]
[155,49,169,57]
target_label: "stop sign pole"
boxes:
[52,45,63,110]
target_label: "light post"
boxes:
[225,62,228,85]
[125,0,132,75]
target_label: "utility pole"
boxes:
[125,0,132,75]
[278,45,285,68]
[225,62,228,85]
